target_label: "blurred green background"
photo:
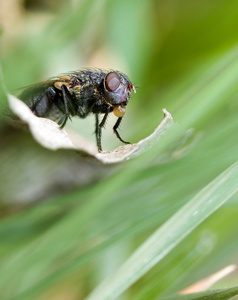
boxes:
[1,0,238,299]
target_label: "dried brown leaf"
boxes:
[8,94,173,164]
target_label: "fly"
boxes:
[18,69,136,151]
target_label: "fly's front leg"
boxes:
[95,112,109,152]
[113,117,130,144]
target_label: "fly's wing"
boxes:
[13,74,85,125]
[13,75,77,125]
[14,80,57,109]
[17,80,67,125]
[15,73,77,108]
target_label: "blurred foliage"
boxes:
[1,0,238,299]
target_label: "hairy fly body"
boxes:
[18,69,136,151]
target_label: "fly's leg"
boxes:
[95,112,109,152]
[59,114,68,129]
[60,84,75,128]
[95,114,100,150]
[113,117,130,144]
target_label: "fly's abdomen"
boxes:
[32,88,55,117]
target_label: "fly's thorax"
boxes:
[70,85,82,98]
[66,71,102,99]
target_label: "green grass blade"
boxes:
[161,286,238,300]
[0,65,8,126]
[86,161,238,300]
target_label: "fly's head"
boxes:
[103,71,136,117]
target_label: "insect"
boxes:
[18,69,136,151]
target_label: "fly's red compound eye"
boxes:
[105,72,120,92]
